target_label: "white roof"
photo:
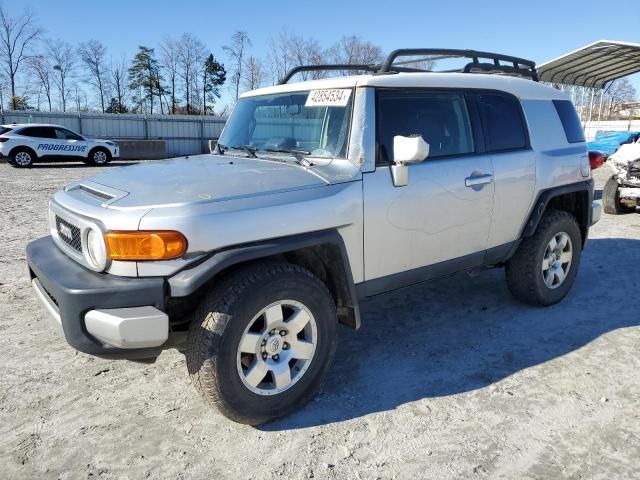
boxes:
[538,40,640,88]
[1,123,66,129]
[242,72,567,101]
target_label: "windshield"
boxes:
[218,89,354,159]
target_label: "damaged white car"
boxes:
[603,140,640,214]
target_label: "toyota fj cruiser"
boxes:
[26,49,601,425]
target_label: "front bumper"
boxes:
[27,236,168,358]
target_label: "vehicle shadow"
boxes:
[29,161,140,169]
[261,237,640,430]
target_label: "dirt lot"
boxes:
[0,160,639,479]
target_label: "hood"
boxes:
[79,154,329,209]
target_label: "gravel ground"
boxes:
[0,160,639,480]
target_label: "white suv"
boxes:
[1,123,119,167]
[27,49,601,424]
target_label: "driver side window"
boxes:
[54,128,82,140]
[376,91,474,165]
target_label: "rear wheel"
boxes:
[186,262,337,425]
[603,176,635,214]
[506,209,582,306]
[11,148,35,168]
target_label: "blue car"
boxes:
[588,130,640,157]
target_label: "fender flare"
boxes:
[520,179,594,239]
[168,229,361,329]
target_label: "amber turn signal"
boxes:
[105,231,187,261]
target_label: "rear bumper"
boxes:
[591,201,602,225]
[27,236,168,358]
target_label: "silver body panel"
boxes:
[362,155,494,280]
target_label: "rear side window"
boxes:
[0,127,12,135]
[553,100,585,143]
[18,127,56,138]
[376,91,474,165]
[477,94,528,152]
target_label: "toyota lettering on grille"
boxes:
[58,223,73,240]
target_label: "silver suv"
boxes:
[26,49,601,425]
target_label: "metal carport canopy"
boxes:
[537,40,640,88]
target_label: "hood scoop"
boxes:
[65,180,129,207]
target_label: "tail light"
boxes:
[0,137,9,142]
[589,151,605,170]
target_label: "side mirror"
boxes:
[390,135,429,187]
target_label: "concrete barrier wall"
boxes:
[115,140,167,160]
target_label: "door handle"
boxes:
[465,174,493,187]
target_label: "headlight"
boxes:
[86,227,107,270]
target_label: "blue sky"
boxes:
[14,0,640,108]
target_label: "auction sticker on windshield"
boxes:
[305,89,352,107]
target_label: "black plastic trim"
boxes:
[356,250,485,298]
[26,236,166,358]
[168,230,362,329]
[520,179,594,240]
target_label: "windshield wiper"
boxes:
[218,143,258,158]
[265,148,313,166]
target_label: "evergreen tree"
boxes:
[202,53,226,114]
[105,96,128,113]
[128,46,161,114]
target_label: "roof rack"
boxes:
[278,48,538,84]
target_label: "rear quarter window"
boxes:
[0,127,12,135]
[477,93,528,152]
[553,100,585,143]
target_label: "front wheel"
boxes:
[186,262,337,425]
[506,209,582,306]
[87,148,111,166]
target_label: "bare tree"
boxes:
[267,29,292,85]
[110,55,128,113]
[160,36,179,114]
[328,35,384,74]
[78,40,108,112]
[28,54,53,111]
[48,39,75,112]
[223,31,251,101]
[176,33,205,114]
[605,79,637,118]
[288,34,326,80]
[0,6,40,109]
[242,55,264,91]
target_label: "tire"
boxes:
[186,262,338,425]
[603,176,635,214]
[87,147,111,166]
[506,209,582,306]
[10,148,35,168]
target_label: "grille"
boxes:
[55,215,82,252]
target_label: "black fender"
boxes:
[168,229,362,329]
[520,179,594,243]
